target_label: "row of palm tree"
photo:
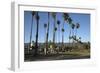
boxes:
[29,11,81,55]
[62,13,81,47]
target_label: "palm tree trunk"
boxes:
[76,28,77,41]
[29,15,33,53]
[44,27,47,55]
[62,32,64,46]
[58,24,60,44]
[35,12,39,56]
[62,21,64,46]
[69,27,71,44]
[46,12,50,54]
[72,29,74,48]
[69,27,71,47]
[53,16,56,47]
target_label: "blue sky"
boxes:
[24,11,90,43]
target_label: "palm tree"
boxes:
[61,13,69,48]
[63,13,69,25]
[29,11,35,53]
[68,17,72,24]
[71,23,75,37]
[63,13,69,22]
[54,27,57,44]
[67,17,73,45]
[57,20,60,44]
[63,13,74,47]
[52,12,56,46]
[44,23,47,55]
[44,23,47,41]
[76,23,80,40]
[71,23,75,47]
[35,12,40,56]
[62,28,64,47]
[46,12,50,51]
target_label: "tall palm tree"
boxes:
[52,12,56,46]
[46,12,50,51]
[44,23,47,55]
[57,20,60,44]
[67,17,73,45]
[35,12,40,56]
[29,11,35,53]
[62,13,69,48]
[63,13,74,46]
[44,23,47,41]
